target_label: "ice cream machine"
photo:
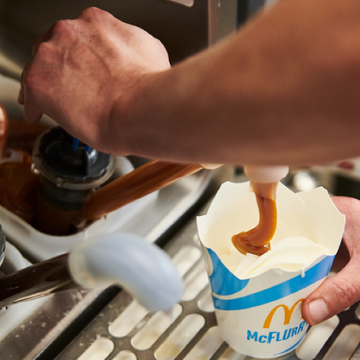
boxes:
[0,1,360,360]
[0,0,255,80]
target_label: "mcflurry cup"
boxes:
[197,181,345,358]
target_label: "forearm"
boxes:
[110,0,360,165]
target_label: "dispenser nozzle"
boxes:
[244,165,289,200]
[244,165,289,183]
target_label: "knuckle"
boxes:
[35,42,53,59]
[155,38,166,50]
[333,278,359,310]
[157,39,169,57]
[80,7,104,20]
[52,19,73,35]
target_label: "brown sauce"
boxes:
[7,120,49,154]
[33,190,80,236]
[32,160,203,235]
[232,181,278,256]
[12,157,202,235]
[0,105,39,223]
[0,103,8,160]
[0,103,204,235]
[81,160,203,222]
[0,155,38,223]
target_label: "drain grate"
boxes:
[54,212,360,360]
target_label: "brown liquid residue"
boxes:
[8,120,50,154]
[0,104,8,159]
[0,105,40,223]
[33,189,80,236]
[32,160,203,235]
[81,160,203,223]
[0,153,38,223]
[232,181,278,256]
[0,103,204,235]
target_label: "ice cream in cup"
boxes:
[197,181,345,358]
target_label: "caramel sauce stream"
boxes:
[232,181,278,256]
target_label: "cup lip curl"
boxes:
[197,181,346,280]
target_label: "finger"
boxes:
[18,83,24,105]
[31,25,55,55]
[23,97,43,124]
[302,257,360,325]
[19,25,54,106]
[331,196,360,255]
[302,196,360,325]
[22,73,43,124]
[18,60,32,105]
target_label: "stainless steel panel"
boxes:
[0,0,239,80]
[37,170,360,360]
[0,166,231,359]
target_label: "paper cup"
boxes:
[197,182,345,358]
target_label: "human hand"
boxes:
[302,196,360,325]
[18,7,170,154]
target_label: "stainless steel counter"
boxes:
[0,165,231,359]
[1,167,360,360]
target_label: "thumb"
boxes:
[302,259,360,325]
[302,196,360,325]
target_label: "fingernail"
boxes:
[308,299,329,324]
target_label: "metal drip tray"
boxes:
[50,170,360,360]
[0,165,228,359]
[51,208,360,360]
[1,167,360,360]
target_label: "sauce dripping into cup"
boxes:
[232,166,289,256]
[232,181,278,255]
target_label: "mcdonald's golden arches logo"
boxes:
[263,299,304,329]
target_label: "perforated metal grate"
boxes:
[54,211,360,360]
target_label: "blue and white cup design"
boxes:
[197,182,345,358]
[201,243,335,358]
